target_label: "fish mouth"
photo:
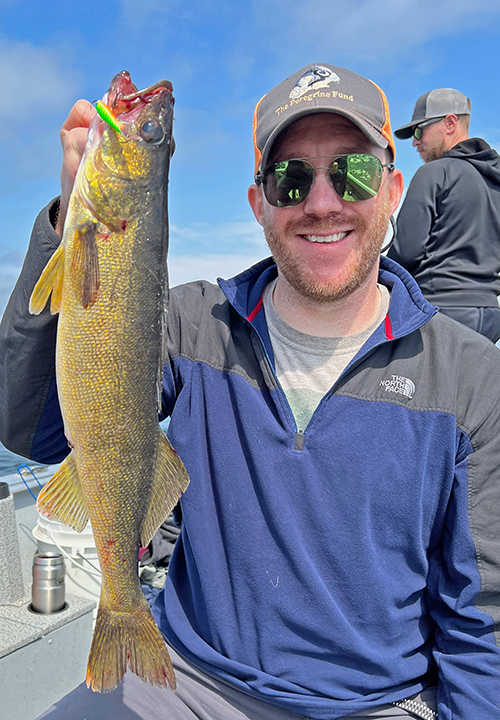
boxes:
[106,71,174,123]
[82,72,175,226]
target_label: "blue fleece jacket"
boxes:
[153,256,500,719]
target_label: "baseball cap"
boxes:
[252,63,395,178]
[394,88,471,139]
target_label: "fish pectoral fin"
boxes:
[29,243,65,315]
[70,220,100,309]
[36,452,89,532]
[140,431,190,548]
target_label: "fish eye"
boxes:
[139,119,165,144]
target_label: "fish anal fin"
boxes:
[36,452,89,532]
[29,243,65,315]
[87,592,176,692]
[70,220,100,309]
[140,431,189,548]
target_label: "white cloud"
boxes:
[11,128,63,180]
[250,0,500,66]
[171,109,234,163]
[0,35,78,125]
[169,252,268,287]
[0,264,22,277]
[117,0,198,35]
[170,219,266,249]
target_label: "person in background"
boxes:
[1,64,500,720]
[387,88,500,342]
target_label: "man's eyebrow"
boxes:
[332,146,373,155]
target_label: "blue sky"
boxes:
[1,0,500,314]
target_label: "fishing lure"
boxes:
[95,100,124,133]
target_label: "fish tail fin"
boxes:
[86,594,176,693]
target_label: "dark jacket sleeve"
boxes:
[0,199,68,462]
[430,335,500,717]
[388,163,443,273]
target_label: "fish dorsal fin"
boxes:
[140,430,189,548]
[70,220,100,309]
[36,452,89,532]
[29,242,65,315]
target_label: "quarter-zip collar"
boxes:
[218,255,437,353]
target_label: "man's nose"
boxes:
[302,170,343,216]
[412,136,419,148]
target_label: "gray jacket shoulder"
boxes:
[410,311,500,434]
[340,309,500,439]
[167,281,274,391]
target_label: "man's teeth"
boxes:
[303,232,349,243]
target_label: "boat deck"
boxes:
[0,465,96,720]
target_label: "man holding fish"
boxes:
[1,63,499,719]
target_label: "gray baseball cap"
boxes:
[395,88,471,139]
[252,63,396,177]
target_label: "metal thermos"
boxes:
[31,552,66,613]
[0,481,24,604]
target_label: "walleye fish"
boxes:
[29,71,189,692]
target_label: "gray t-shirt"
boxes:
[263,280,390,432]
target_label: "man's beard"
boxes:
[422,136,448,163]
[262,194,391,303]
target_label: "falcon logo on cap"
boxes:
[289,65,340,100]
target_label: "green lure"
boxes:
[95,100,124,133]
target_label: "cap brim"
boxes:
[260,108,390,172]
[394,122,416,140]
[394,112,449,140]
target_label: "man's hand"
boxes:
[55,100,96,237]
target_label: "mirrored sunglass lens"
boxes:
[413,126,422,140]
[331,154,382,202]
[263,160,313,207]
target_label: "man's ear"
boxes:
[248,183,264,226]
[443,114,459,135]
[388,168,404,215]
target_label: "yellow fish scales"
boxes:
[29,71,189,692]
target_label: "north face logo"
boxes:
[380,375,415,398]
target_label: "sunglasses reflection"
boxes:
[258,154,394,208]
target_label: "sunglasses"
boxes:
[412,116,445,141]
[256,154,395,208]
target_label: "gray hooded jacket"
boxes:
[388,138,500,307]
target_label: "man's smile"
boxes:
[302,231,350,244]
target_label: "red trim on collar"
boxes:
[384,314,394,340]
[246,296,263,322]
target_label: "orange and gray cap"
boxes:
[394,88,471,139]
[252,63,395,179]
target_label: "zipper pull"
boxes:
[294,430,305,451]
